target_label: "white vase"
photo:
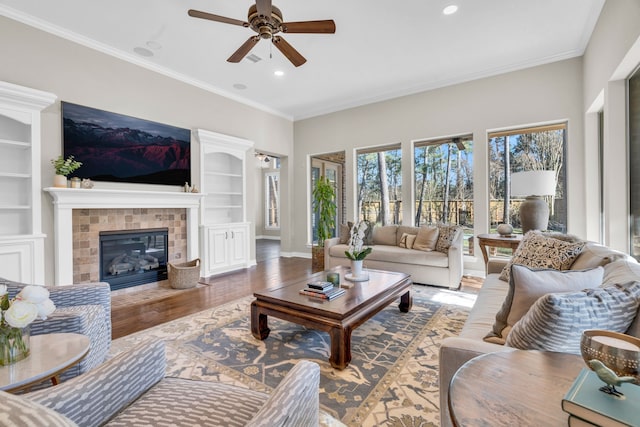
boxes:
[53,174,68,188]
[351,260,363,278]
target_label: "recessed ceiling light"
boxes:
[274,70,284,77]
[233,83,247,90]
[443,5,458,15]
[133,47,154,57]
[146,41,162,50]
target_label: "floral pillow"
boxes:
[499,231,586,283]
[435,224,461,254]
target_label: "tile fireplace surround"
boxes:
[45,188,203,286]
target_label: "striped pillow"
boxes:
[505,282,640,354]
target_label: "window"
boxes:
[414,136,474,254]
[629,67,640,260]
[265,171,279,229]
[356,145,402,225]
[488,123,567,233]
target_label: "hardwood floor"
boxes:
[111,241,483,339]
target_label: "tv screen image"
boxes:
[62,101,191,186]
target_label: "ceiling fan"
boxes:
[188,0,336,67]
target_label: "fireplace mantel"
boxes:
[44,188,204,285]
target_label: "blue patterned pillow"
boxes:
[505,282,640,354]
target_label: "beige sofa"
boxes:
[324,224,464,289]
[438,241,640,427]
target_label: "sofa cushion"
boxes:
[413,226,439,251]
[367,245,449,267]
[499,231,586,283]
[0,390,77,427]
[396,226,419,245]
[505,282,640,354]
[373,225,398,246]
[435,224,462,254]
[484,265,604,344]
[602,259,640,286]
[571,243,631,270]
[398,233,417,249]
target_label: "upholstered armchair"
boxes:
[1,277,111,382]
[1,340,325,427]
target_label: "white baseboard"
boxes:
[256,236,281,241]
[281,251,311,259]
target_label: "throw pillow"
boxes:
[484,264,604,344]
[373,225,398,246]
[602,259,640,287]
[412,226,439,251]
[338,222,353,244]
[498,231,586,283]
[398,233,417,249]
[362,221,374,246]
[435,224,461,253]
[505,281,640,354]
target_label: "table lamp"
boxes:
[510,170,556,233]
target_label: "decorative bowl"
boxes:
[580,330,640,385]
[496,223,513,236]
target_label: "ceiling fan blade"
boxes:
[256,0,272,17]
[272,36,306,67]
[282,20,336,34]
[227,36,260,63]
[188,9,249,27]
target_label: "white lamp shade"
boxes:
[510,171,556,197]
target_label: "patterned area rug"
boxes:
[111,285,474,426]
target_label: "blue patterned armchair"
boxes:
[0,340,328,427]
[1,277,111,382]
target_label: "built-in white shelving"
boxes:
[0,81,56,284]
[195,129,254,276]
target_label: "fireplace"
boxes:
[99,228,169,291]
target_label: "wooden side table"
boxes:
[448,350,583,426]
[476,233,523,272]
[0,333,90,393]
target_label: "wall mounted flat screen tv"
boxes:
[62,101,191,186]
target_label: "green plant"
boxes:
[312,176,337,248]
[51,155,82,176]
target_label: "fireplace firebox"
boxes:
[99,228,169,291]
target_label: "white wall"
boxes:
[294,58,585,271]
[0,16,294,284]
[582,0,640,251]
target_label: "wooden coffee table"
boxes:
[251,266,412,369]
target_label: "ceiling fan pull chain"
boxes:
[270,39,273,59]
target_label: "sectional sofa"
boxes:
[438,234,640,427]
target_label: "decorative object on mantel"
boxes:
[0,284,56,365]
[70,177,81,188]
[81,178,94,189]
[190,186,199,193]
[51,155,82,188]
[580,329,640,396]
[345,221,372,281]
[496,223,513,237]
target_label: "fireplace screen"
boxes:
[99,228,168,290]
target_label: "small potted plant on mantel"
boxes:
[51,155,82,188]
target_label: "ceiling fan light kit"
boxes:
[188,0,335,67]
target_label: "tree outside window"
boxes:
[489,123,567,233]
[356,146,402,225]
[414,136,474,254]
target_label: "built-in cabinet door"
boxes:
[206,226,230,273]
[228,224,248,267]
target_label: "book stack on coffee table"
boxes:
[299,281,346,300]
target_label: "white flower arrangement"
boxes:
[0,285,56,329]
[345,221,373,261]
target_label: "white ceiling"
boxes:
[0,0,605,120]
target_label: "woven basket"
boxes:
[168,258,201,289]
